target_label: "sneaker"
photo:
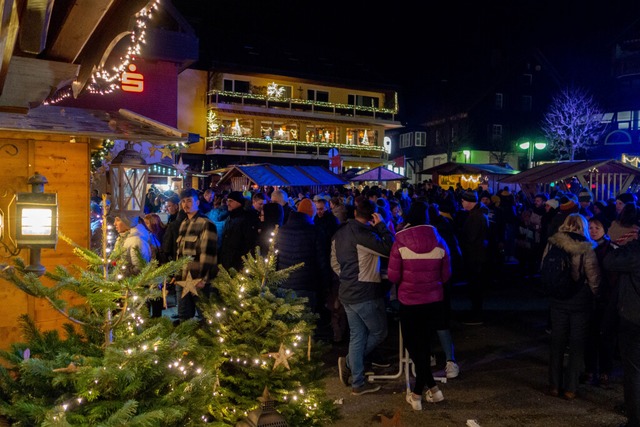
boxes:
[406,391,422,410]
[351,382,381,395]
[445,360,460,379]
[430,355,437,367]
[425,386,444,403]
[338,357,351,386]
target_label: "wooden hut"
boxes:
[499,160,640,201]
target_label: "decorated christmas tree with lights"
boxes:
[197,236,338,426]
[0,217,338,426]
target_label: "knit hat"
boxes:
[297,198,315,217]
[461,190,478,203]
[227,191,246,205]
[479,190,491,201]
[616,192,637,205]
[559,194,578,212]
[545,198,559,209]
[115,214,139,229]
[578,189,593,202]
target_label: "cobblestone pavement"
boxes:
[320,272,627,427]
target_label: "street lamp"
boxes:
[519,141,547,169]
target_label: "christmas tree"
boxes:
[0,220,338,426]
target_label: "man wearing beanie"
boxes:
[615,192,638,216]
[458,190,489,325]
[578,188,594,219]
[549,194,580,236]
[219,190,259,271]
[275,197,329,317]
[174,188,218,323]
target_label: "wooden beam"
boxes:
[47,0,114,62]
[71,0,151,98]
[0,0,20,96]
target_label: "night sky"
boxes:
[173,0,640,124]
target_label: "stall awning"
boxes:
[0,105,199,144]
[350,166,407,182]
[498,160,638,184]
[418,162,519,176]
[219,164,347,187]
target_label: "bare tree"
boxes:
[541,87,605,160]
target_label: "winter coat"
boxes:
[543,231,600,309]
[276,212,329,293]
[458,203,489,272]
[603,238,640,325]
[387,225,451,306]
[114,224,152,276]
[219,207,259,271]
[331,219,394,304]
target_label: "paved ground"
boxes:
[319,268,627,427]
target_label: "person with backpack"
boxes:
[540,213,600,400]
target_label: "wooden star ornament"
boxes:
[160,145,173,159]
[268,343,293,371]
[177,272,200,297]
[380,410,402,427]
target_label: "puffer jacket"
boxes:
[331,219,394,304]
[543,231,600,308]
[276,212,328,292]
[387,225,451,306]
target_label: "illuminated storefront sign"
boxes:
[121,64,144,93]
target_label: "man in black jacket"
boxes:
[219,191,259,271]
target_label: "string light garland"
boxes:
[44,0,160,104]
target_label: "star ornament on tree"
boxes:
[268,343,293,371]
[177,271,200,297]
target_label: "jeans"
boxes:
[549,305,590,393]
[619,318,640,427]
[343,298,388,388]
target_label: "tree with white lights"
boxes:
[541,87,606,161]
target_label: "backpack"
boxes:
[540,243,585,299]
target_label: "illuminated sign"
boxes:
[121,64,144,93]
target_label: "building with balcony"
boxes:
[179,70,402,176]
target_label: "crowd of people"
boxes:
[92,180,640,425]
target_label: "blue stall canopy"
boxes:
[217,163,347,190]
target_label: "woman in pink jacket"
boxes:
[387,200,452,411]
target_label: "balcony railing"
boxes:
[205,134,386,158]
[206,90,398,122]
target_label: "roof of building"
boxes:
[218,164,347,187]
[499,160,640,184]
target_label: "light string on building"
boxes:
[44,0,160,105]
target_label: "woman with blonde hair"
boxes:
[542,213,600,400]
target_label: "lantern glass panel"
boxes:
[21,208,52,235]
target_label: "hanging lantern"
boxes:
[108,142,148,219]
[235,386,288,427]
